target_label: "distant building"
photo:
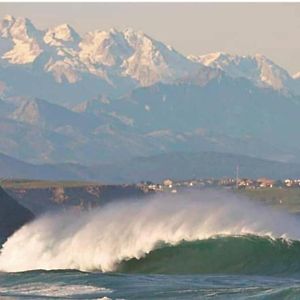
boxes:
[163,179,173,188]
[238,178,254,188]
[257,178,275,188]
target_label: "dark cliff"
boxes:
[4,182,153,215]
[0,187,34,245]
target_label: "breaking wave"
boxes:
[1,190,300,275]
[118,235,300,275]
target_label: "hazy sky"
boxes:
[1,3,300,74]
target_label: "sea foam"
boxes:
[0,190,299,272]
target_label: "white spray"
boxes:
[0,190,300,272]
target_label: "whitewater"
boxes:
[1,189,300,273]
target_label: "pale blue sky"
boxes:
[1,3,300,74]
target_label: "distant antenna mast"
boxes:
[236,164,239,189]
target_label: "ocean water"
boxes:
[1,190,300,299]
[2,270,300,299]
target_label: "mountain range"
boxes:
[0,15,300,170]
[1,151,300,183]
[1,15,300,103]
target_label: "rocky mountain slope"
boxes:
[189,52,298,94]
[76,77,300,163]
[0,73,300,164]
[0,15,300,166]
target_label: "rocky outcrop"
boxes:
[5,183,153,215]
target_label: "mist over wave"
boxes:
[1,190,300,273]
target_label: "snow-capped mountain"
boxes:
[44,23,80,47]
[0,15,43,64]
[42,23,85,84]
[189,52,296,93]
[293,72,300,80]
[0,13,300,166]
[0,15,202,88]
[1,14,300,177]
[119,28,200,86]
[77,27,202,86]
[0,15,299,104]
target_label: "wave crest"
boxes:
[1,190,300,273]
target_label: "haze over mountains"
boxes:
[0,15,300,180]
[2,152,300,184]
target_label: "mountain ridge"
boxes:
[189,52,296,93]
[0,15,299,105]
[0,15,300,166]
[1,151,300,184]
[0,73,300,165]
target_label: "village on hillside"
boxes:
[140,178,300,193]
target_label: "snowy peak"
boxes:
[121,28,201,86]
[0,15,40,40]
[42,23,83,83]
[79,27,200,86]
[0,15,16,37]
[190,52,293,91]
[122,27,152,49]
[0,15,43,64]
[293,72,300,80]
[254,54,292,89]
[189,52,228,66]
[0,15,299,96]
[79,28,132,67]
[44,23,80,47]
[1,15,31,36]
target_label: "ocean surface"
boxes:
[2,190,300,299]
[2,269,300,299]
